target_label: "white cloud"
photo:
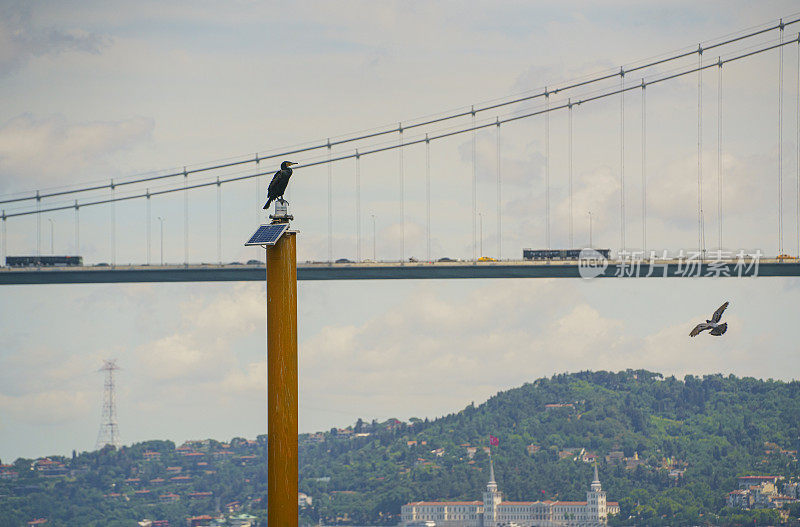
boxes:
[0,389,92,425]
[0,2,110,77]
[137,283,263,382]
[0,113,154,190]
[3,0,800,461]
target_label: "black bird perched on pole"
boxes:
[689,301,729,337]
[263,161,298,209]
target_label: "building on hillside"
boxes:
[400,458,618,526]
[187,515,214,527]
[727,476,799,511]
[726,489,752,509]
[228,514,257,527]
[737,475,781,489]
[298,492,313,507]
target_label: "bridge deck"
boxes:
[0,260,798,284]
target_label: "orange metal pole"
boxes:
[266,230,298,527]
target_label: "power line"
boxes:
[4,16,799,207]
[6,35,799,220]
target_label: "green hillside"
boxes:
[3,370,800,526]
[299,370,800,526]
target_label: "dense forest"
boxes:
[298,370,800,526]
[4,370,800,525]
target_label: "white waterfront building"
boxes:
[400,458,618,527]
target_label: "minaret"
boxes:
[487,455,498,492]
[483,455,502,527]
[591,462,602,492]
[587,462,607,523]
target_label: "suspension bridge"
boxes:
[3,17,800,284]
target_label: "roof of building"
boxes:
[406,501,483,506]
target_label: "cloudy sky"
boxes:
[2,0,800,462]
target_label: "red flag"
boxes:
[489,435,499,446]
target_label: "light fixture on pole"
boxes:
[371,214,376,261]
[478,212,483,257]
[48,218,54,255]
[157,217,165,265]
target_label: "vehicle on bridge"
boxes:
[5,255,83,267]
[523,248,611,261]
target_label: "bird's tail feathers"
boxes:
[263,198,273,210]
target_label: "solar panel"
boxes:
[245,224,289,246]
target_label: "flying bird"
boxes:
[689,301,729,337]
[263,161,298,210]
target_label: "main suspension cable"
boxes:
[5,16,799,207]
[7,35,800,220]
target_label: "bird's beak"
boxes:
[289,162,298,166]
